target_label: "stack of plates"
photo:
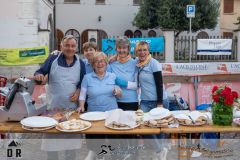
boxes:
[20,116,58,131]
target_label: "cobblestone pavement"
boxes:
[0,133,240,160]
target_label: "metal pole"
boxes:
[189,18,192,62]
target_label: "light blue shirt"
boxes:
[109,58,138,103]
[138,58,162,101]
[81,72,118,112]
[82,58,93,73]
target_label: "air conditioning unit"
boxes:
[88,31,98,45]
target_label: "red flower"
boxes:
[232,91,239,99]
[224,94,234,106]
[212,86,218,94]
[221,87,231,97]
[211,85,238,107]
[212,94,219,102]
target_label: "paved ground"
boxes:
[0,133,240,160]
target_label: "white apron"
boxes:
[42,54,82,151]
[48,53,80,109]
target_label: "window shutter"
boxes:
[224,0,234,13]
[223,32,233,38]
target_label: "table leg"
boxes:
[186,133,191,160]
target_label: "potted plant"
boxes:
[212,86,238,126]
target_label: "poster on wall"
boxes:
[102,37,164,55]
[0,46,49,65]
[197,39,232,55]
[162,62,240,76]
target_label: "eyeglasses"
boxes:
[94,59,106,64]
[137,49,148,52]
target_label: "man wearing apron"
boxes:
[34,35,86,160]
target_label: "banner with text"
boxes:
[162,62,240,76]
[0,46,49,65]
[197,39,232,55]
[102,37,164,54]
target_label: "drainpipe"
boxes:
[53,0,56,50]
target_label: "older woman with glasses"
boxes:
[77,52,121,160]
[77,51,121,112]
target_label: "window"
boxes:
[224,0,234,13]
[223,32,233,38]
[148,30,157,37]
[133,0,140,5]
[134,30,142,38]
[96,0,105,5]
[124,30,133,38]
[64,0,80,3]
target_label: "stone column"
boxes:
[162,30,175,63]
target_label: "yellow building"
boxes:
[220,0,240,37]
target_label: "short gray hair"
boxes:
[115,36,130,48]
[61,35,78,48]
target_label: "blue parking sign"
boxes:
[186,5,195,18]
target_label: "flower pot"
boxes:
[212,103,233,126]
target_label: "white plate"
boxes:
[20,116,58,128]
[22,125,55,131]
[105,123,140,130]
[80,112,106,121]
[55,123,92,132]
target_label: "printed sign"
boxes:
[0,46,49,65]
[162,62,240,76]
[102,37,164,55]
[186,5,195,18]
[197,39,232,55]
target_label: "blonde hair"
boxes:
[92,52,108,66]
[134,41,150,56]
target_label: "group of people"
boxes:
[34,35,168,160]
[34,35,167,114]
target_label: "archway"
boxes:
[124,30,133,38]
[81,29,108,53]
[148,30,157,37]
[134,30,142,38]
[196,31,209,39]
